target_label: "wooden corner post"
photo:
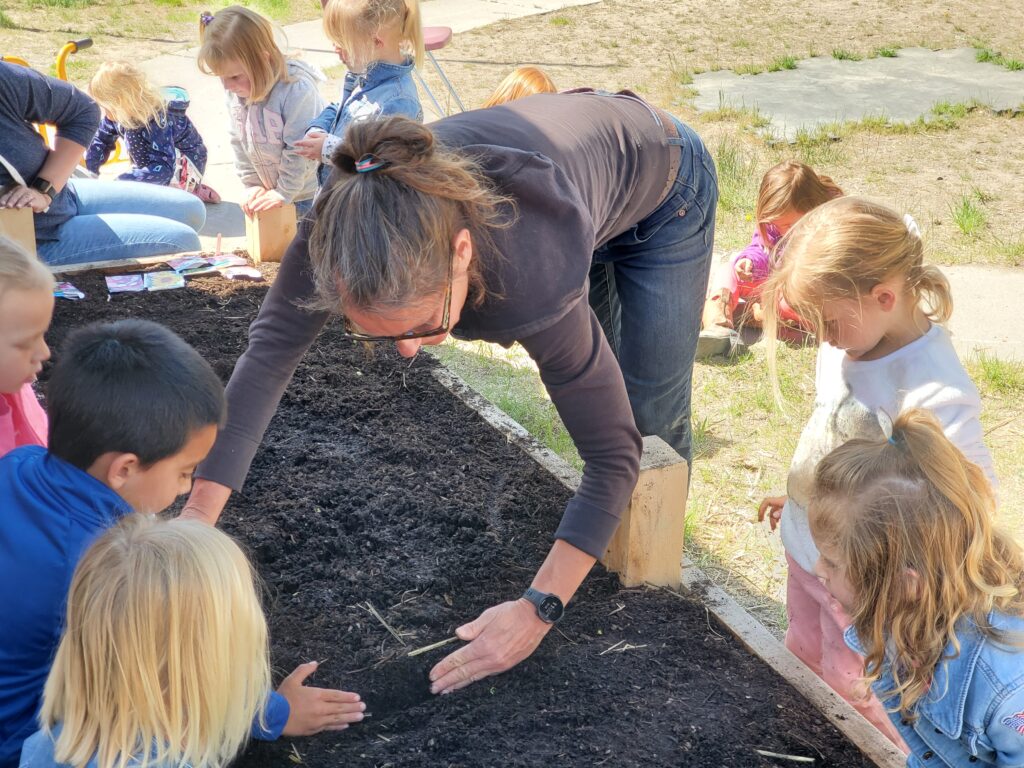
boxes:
[0,208,37,256]
[603,435,689,588]
[245,203,297,264]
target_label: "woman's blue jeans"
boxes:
[589,118,718,463]
[37,179,205,266]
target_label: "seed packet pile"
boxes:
[105,275,145,293]
[144,271,186,291]
[54,282,85,300]
[166,254,250,277]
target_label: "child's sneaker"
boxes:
[193,183,221,204]
[696,325,734,360]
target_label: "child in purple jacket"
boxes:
[85,61,220,202]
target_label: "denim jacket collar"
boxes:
[845,619,989,738]
[345,56,416,93]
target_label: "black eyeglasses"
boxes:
[341,252,453,343]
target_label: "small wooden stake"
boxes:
[602,435,688,588]
[245,204,297,264]
[0,207,36,256]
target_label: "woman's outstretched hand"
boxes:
[758,495,787,532]
[428,599,551,695]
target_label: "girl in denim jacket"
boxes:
[810,408,1024,767]
[295,0,423,187]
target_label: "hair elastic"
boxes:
[888,435,897,445]
[355,154,389,174]
[903,212,921,239]
[199,11,214,27]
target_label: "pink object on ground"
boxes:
[0,383,48,458]
[784,554,910,753]
[423,26,453,50]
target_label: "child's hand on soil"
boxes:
[428,599,551,695]
[295,131,327,161]
[278,661,367,736]
[734,257,754,283]
[757,495,786,532]
[248,189,285,213]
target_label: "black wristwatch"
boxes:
[521,587,564,624]
[29,176,55,200]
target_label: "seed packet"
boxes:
[144,271,186,291]
[105,275,145,293]
[166,256,209,273]
[54,282,85,300]
[221,266,264,281]
[209,255,249,269]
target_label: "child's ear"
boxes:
[104,452,143,491]
[870,282,898,312]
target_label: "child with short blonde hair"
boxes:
[86,61,219,203]
[756,196,996,748]
[699,160,842,354]
[21,515,271,768]
[481,66,557,108]
[198,6,325,216]
[0,236,53,457]
[295,0,423,188]
[810,408,1024,766]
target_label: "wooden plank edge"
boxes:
[49,249,252,276]
[682,559,906,768]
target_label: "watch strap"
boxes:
[30,176,55,198]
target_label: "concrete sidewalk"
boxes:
[117,0,596,252]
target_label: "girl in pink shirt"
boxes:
[0,236,53,456]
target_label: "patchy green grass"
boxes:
[768,55,798,71]
[976,47,1024,71]
[549,15,571,26]
[831,48,862,61]
[0,8,16,27]
[713,136,761,214]
[874,46,899,57]
[951,191,988,236]
[970,353,1024,396]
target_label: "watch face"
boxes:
[538,595,564,623]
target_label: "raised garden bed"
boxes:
[47,267,879,768]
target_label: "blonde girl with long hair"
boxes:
[755,196,996,748]
[810,408,1024,766]
[198,6,325,216]
[481,66,557,108]
[698,160,842,357]
[295,0,424,188]
[0,236,53,457]
[18,516,366,768]
[85,61,219,203]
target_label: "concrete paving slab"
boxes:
[694,48,1024,141]
[102,0,596,252]
[942,264,1024,362]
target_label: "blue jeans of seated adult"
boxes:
[37,179,205,267]
[589,117,718,464]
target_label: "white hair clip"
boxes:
[877,409,896,445]
[903,213,921,239]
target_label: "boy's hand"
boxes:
[758,495,786,532]
[249,189,285,213]
[279,661,367,736]
[295,131,327,161]
[734,257,754,283]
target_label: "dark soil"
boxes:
[48,268,877,768]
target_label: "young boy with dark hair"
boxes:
[0,319,361,768]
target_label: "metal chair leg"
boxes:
[414,67,447,119]
[427,51,465,112]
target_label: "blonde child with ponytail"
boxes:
[756,196,996,747]
[810,408,1024,766]
[295,0,423,188]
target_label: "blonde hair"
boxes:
[809,408,1024,720]
[762,197,953,394]
[755,160,843,245]
[89,61,166,130]
[481,66,557,108]
[0,235,54,300]
[322,0,424,71]
[198,6,290,103]
[40,515,271,768]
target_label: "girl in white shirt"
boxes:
[757,196,996,749]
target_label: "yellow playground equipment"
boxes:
[2,38,127,166]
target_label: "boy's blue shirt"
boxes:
[308,56,422,186]
[0,447,288,768]
[846,613,1024,767]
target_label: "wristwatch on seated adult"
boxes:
[29,176,55,202]
[521,587,564,624]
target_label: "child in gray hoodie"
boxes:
[198,6,325,217]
